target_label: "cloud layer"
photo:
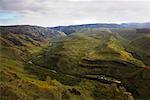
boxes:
[0,0,149,26]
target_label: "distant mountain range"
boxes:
[49,22,150,35]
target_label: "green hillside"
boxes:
[32,29,149,99]
[127,34,150,66]
[33,29,145,74]
[0,26,66,99]
[0,26,149,100]
[0,26,135,100]
[111,29,150,41]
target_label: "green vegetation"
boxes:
[127,34,150,66]
[33,29,145,75]
[0,26,149,100]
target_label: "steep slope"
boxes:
[127,34,150,66]
[0,25,68,100]
[0,25,66,53]
[111,29,150,41]
[0,25,66,38]
[110,28,150,66]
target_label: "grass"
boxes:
[1,27,149,99]
[127,35,150,66]
[31,29,149,99]
[33,29,145,75]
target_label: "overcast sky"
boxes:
[0,0,149,26]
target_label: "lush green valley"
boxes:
[0,25,150,100]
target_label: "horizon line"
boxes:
[0,22,150,27]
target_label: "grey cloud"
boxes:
[0,0,149,26]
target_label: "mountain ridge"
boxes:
[49,22,150,35]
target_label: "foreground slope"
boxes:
[0,25,68,99]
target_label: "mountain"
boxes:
[49,22,150,35]
[0,24,150,100]
[0,25,66,52]
[32,28,150,99]
[49,23,122,35]
[121,22,150,28]
[0,25,66,39]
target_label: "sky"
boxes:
[0,0,150,27]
